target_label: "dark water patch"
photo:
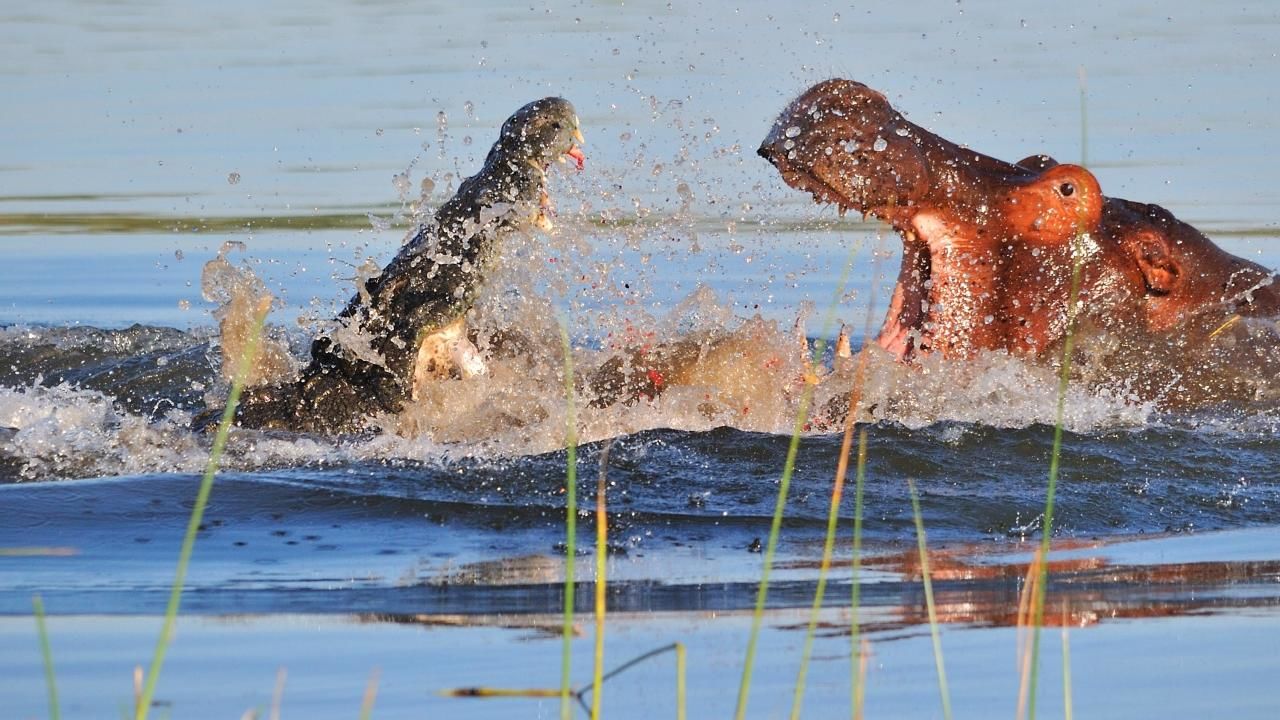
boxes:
[0,324,214,416]
[4,420,1280,538]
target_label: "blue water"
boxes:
[3,1,1280,718]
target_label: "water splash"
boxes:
[200,241,297,390]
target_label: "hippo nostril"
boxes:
[1059,182,1075,197]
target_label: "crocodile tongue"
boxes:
[538,132,584,230]
[565,144,585,170]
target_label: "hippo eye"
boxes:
[1058,182,1075,197]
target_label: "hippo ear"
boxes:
[1016,154,1059,171]
[1134,234,1180,295]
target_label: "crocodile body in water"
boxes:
[224,97,585,434]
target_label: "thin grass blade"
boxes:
[558,320,579,720]
[591,443,611,720]
[33,594,61,720]
[358,667,380,720]
[790,242,867,720]
[675,642,687,720]
[908,478,953,720]
[1062,606,1074,720]
[1028,68,1091,716]
[269,666,286,720]
[135,297,269,720]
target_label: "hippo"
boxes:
[219,97,586,434]
[758,79,1280,406]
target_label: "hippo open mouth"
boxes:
[758,79,1106,360]
[758,79,1280,376]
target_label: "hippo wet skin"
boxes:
[759,79,1280,407]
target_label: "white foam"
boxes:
[0,383,205,480]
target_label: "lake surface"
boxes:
[2,1,1280,718]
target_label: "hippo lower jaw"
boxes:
[758,149,988,360]
[756,141,934,359]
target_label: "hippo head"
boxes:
[759,79,1278,361]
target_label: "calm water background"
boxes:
[2,1,1280,718]
[2,0,1278,328]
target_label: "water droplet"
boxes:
[462,135,472,146]
[375,128,384,137]
[872,137,888,152]
[784,125,801,138]
[392,172,411,198]
[783,139,795,150]
[984,315,994,325]
[227,172,240,185]
[894,127,909,137]
[833,12,841,21]
[463,100,475,117]
[842,139,859,153]
[177,299,190,311]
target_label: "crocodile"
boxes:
[223,97,584,434]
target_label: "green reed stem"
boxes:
[850,428,868,720]
[787,340,839,720]
[1027,375,1070,720]
[908,479,953,720]
[358,667,380,720]
[135,301,268,720]
[591,443,611,720]
[739,239,858,720]
[675,642,687,720]
[1062,620,1074,720]
[848,230,885,720]
[33,594,61,720]
[1028,69,1090,720]
[270,666,286,720]
[574,643,681,714]
[559,320,579,720]
[733,384,813,720]
[1078,66,1089,170]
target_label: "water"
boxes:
[3,1,1280,718]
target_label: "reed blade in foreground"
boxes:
[135,298,269,720]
